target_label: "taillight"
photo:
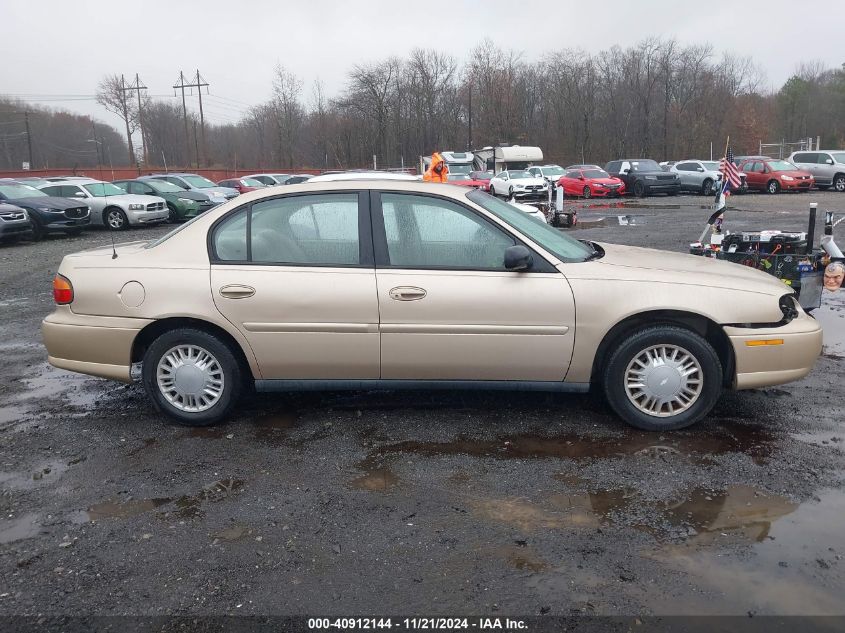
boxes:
[53,274,73,305]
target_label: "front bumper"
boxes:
[781,179,814,191]
[127,209,169,225]
[726,309,822,390]
[512,189,549,200]
[42,307,152,382]
[590,186,624,197]
[644,182,680,194]
[0,219,33,238]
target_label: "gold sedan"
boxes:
[42,181,822,431]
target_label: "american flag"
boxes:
[719,146,742,189]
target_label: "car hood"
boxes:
[631,170,677,177]
[511,178,548,187]
[773,170,813,178]
[7,196,86,210]
[567,242,791,297]
[170,190,210,202]
[199,187,238,197]
[586,177,623,185]
[90,194,166,205]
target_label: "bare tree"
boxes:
[96,74,137,166]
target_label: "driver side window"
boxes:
[380,193,514,270]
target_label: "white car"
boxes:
[39,179,169,230]
[489,170,549,200]
[507,199,547,223]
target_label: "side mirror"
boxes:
[504,245,533,271]
[579,175,585,180]
[826,158,834,165]
[697,167,705,172]
[74,191,86,198]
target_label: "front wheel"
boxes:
[582,186,592,199]
[633,181,646,198]
[142,328,243,426]
[105,207,129,230]
[833,174,845,193]
[767,180,780,195]
[602,325,723,431]
[167,203,180,223]
[701,178,714,196]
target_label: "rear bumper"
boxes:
[726,310,822,390]
[42,307,152,382]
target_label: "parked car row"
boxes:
[0,171,331,243]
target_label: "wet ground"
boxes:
[1,191,844,617]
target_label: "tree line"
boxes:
[1,38,843,172]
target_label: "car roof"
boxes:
[41,178,107,185]
[307,171,417,182]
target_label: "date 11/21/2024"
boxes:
[307,618,528,630]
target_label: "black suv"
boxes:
[0,180,90,240]
[604,159,680,197]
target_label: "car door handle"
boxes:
[219,284,255,299]
[389,286,427,301]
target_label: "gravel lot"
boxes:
[1,190,844,619]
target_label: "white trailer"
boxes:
[472,145,544,174]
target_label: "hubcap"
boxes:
[624,344,703,418]
[769,183,777,193]
[107,210,124,229]
[836,177,845,192]
[156,344,224,412]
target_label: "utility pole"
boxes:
[119,74,149,170]
[118,75,137,167]
[467,82,473,151]
[193,120,200,170]
[174,71,192,168]
[173,70,210,168]
[24,111,33,169]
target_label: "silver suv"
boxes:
[788,151,845,192]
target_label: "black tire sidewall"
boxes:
[602,325,723,431]
[583,186,591,198]
[142,328,242,426]
[634,181,646,197]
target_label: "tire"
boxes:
[633,181,646,198]
[166,203,180,223]
[701,178,714,196]
[602,325,723,431]
[508,186,514,198]
[582,186,592,199]
[767,180,780,195]
[833,174,845,193]
[142,328,243,426]
[30,219,45,241]
[738,181,749,195]
[105,207,129,230]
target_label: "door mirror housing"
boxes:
[826,158,834,165]
[504,245,533,271]
[74,191,87,198]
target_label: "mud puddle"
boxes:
[0,513,41,544]
[361,424,776,466]
[187,411,299,443]
[12,363,102,409]
[645,487,845,615]
[72,478,245,523]
[0,461,70,491]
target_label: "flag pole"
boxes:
[697,137,732,244]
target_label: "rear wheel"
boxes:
[142,328,243,426]
[767,180,780,195]
[582,186,592,199]
[105,207,129,230]
[602,325,722,431]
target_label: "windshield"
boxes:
[702,161,720,171]
[148,180,184,193]
[83,183,127,197]
[183,175,218,189]
[630,160,661,171]
[447,164,472,176]
[507,170,532,179]
[0,184,47,199]
[831,153,845,164]
[541,167,564,176]
[768,160,797,171]
[242,178,265,187]
[583,169,610,179]
[467,190,593,262]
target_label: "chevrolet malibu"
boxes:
[42,182,822,431]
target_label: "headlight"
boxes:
[780,175,794,181]
[177,198,195,204]
[128,203,145,210]
[645,175,657,180]
[594,183,605,188]
[779,294,799,323]
[514,184,524,189]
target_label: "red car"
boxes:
[558,167,625,198]
[217,177,267,194]
[738,159,814,194]
[452,170,493,191]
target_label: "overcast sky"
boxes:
[2,0,844,132]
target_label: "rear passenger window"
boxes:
[250,193,359,265]
[213,208,248,261]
